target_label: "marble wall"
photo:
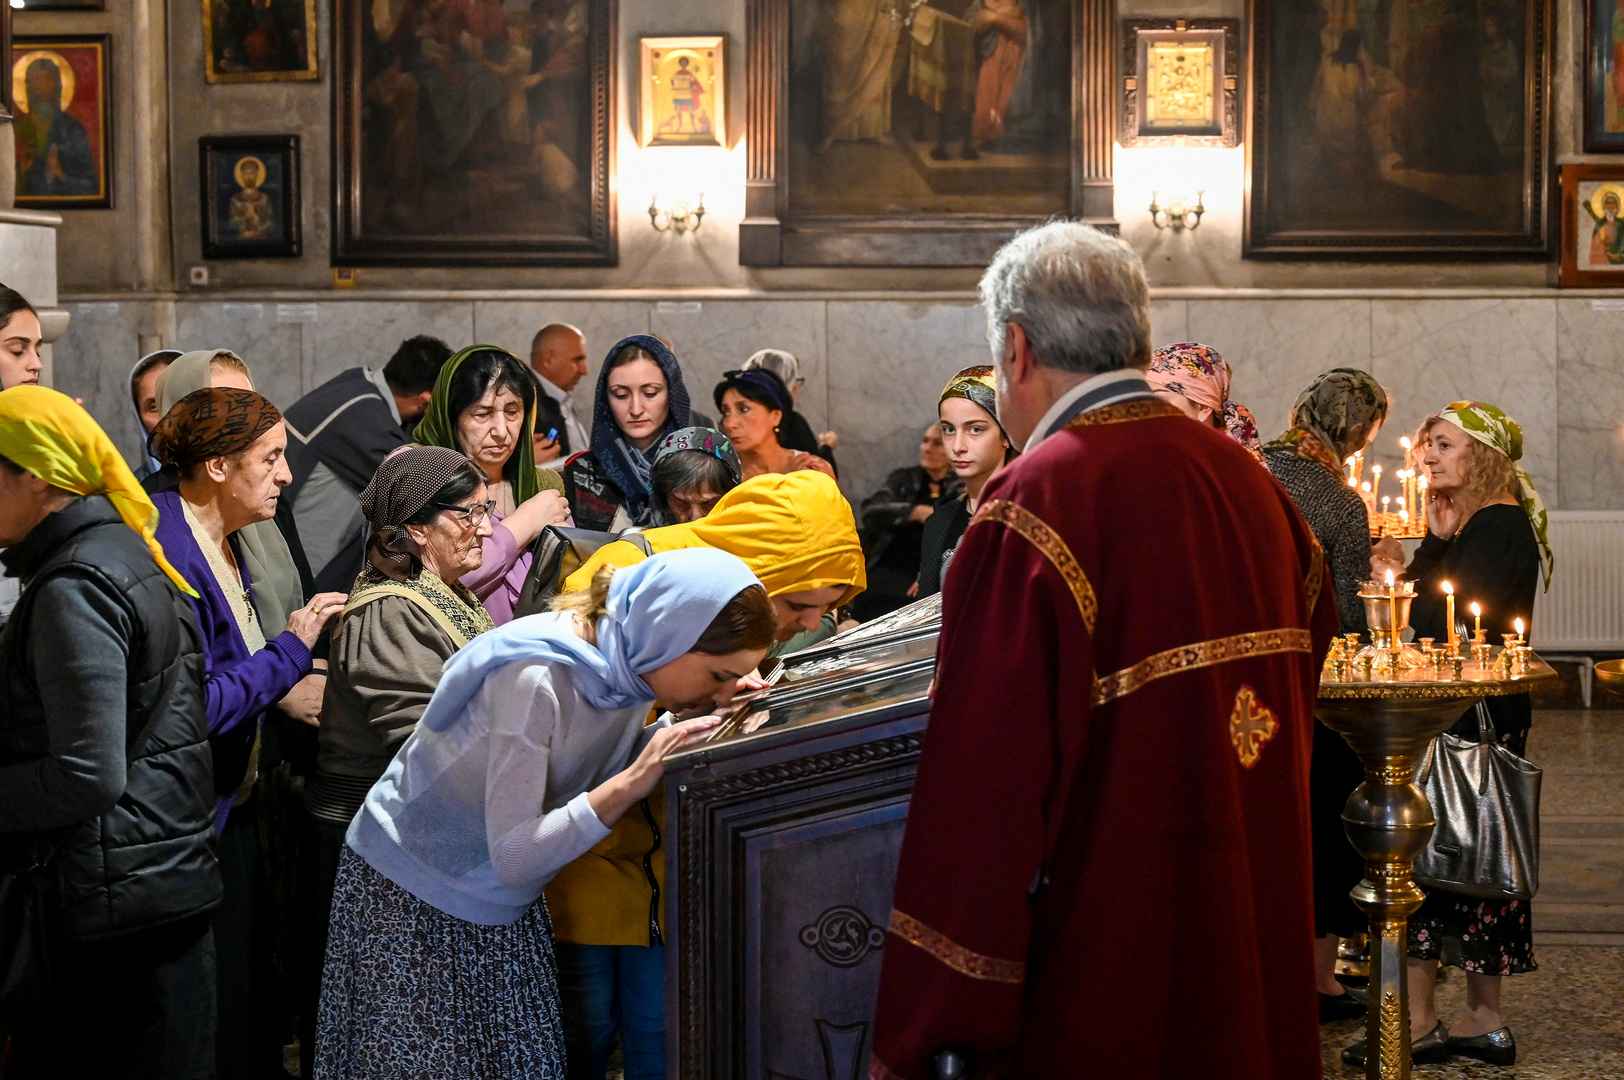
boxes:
[52,291,1624,511]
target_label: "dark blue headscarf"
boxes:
[591,334,692,525]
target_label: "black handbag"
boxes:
[512,526,653,619]
[0,837,62,1006]
[1413,702,1542,900]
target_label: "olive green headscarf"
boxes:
[155,348,306,631]
[414,344,563,504]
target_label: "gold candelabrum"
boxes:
[1319,600,1552,1080]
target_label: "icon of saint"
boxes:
[229,155,275,239]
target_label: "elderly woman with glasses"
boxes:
[296,444,497,1077]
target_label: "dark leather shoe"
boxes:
[1450,1027,1516,1066]
[1341,1021,1451,1067]
[1319,987,1368,1023]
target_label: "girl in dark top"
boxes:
[563,336,693,531]
[917,365,1016,598]
[1262,367,1389,1024]
[1353,400,1551,1070]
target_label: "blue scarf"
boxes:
[590,335,691,525]
[420,548,760,725]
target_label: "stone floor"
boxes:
[1321,708,1624,1077]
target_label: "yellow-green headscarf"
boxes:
[1436,400,1553,592]
[414,344,563,504]
[0,385,197,596]
[563,470,866,603]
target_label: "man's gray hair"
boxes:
[979,222,1152,375]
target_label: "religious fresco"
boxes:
[203,0,319,82]
[200,135,301,257]
[333,0,614,265]
[1247,0,1550,256]
[10,36,111,209]
[639,36,724,148]
[785,0,1071,217]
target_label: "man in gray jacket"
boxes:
[0,388,220,1079]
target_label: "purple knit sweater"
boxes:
[152,490,312,830]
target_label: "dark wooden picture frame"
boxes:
[332,0,616,267]
[740,0,1115,268]
[1119,19,1238,147]
[1585,0,1624,152]
[10,34,113,209]
[1558,164,1624,285]
[200,134,302,258]
[1245,0,1551,258]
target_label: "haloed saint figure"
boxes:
[1585,184,1624,265]
[229,156,275,239]
[14,56,97,198]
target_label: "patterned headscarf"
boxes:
[0,385,196,597]
[1147,343,1262,456]
[148,387,283,469]
[360,444,481,581]
[1435,401,1553,591]
[592,335,693,525]
[1267,367,1389,474]
[655,426,742,484]
[939,364,1011,443]
[414,345,562,506]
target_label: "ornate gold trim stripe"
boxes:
[1064,398,1184,429]
[1304,538,1325,611]
[1092,628,1314,707]
[971,499,1097,633]
[888,909,1026,984]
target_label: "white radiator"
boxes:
[1534,511,1624,650]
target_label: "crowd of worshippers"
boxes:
[0,220,1550,1080]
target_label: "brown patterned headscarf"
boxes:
[148,387,282,469]
[360,444,482,581]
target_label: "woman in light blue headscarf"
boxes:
[313,549,776,1080]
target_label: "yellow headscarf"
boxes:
[563,470,867,603]
[0,385,197,596]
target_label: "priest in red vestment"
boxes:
[869,223,1339,1080]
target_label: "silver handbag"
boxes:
[1413,702,1541,900]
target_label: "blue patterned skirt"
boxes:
[314,847,568,1079]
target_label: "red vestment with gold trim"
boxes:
[869,400,1337,1080]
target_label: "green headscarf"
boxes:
[414,344,563,505]
[1435,400,1553,591]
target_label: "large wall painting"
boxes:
[1246,0,1550,257]
[333,0,615,265]
[11,35,112,209]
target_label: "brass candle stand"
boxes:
[1319,628,1553,1080]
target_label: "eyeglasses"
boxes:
[432,500,496,528]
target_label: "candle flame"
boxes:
[1372,464,1382,475]
[1442,580,1453,595]
[1470,602,1482,617]
[1362,482,1372,492]
[1385,569,1396,586]
[1400,435,1413,450]
[1348,476,1358,487]
[1400,508,1409,520]
[1418,475,1428,489]
[1515,617,1525,636]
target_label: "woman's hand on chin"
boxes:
[1426,491,1461,539]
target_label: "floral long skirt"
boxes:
[313,847,568,1079]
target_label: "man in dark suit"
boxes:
[529,322,590,469]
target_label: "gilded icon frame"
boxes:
[10,34,113,209]
[639,34,725,148]
[1119,19,1238,147]
[202,0,319,84]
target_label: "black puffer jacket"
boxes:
[0,496,220,940]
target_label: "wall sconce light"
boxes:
[1148,190,1205,231]
[649,193,706,233]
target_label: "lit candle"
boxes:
[1443,581,1456,649]
[1471,601,1483,639]
[1372,463,1382,505]
[1514,616,1525,643]
[1386,569,1399,653]
[1382,496,1391,514]
[1348,475,1358,489]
